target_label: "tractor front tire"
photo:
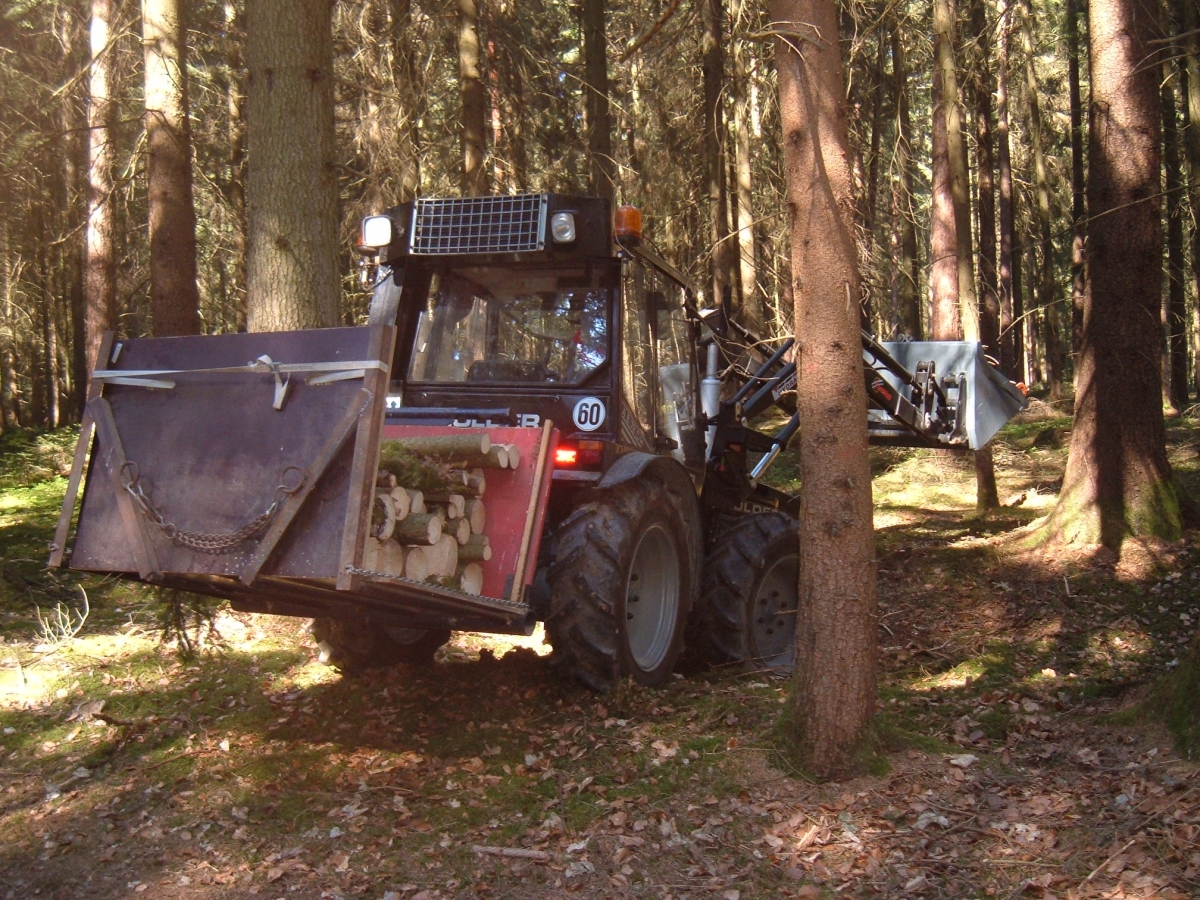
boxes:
[691,512,799,669]
[310,618,450,675]
[546,478,695,692]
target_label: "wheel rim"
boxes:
[625,523,680,672]
[751,552,799,665]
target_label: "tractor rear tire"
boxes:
[546,478,695,692]
[310,618,450,675]
[691,512,799,669]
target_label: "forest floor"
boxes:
[1,404,1199,900]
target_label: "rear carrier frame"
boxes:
[50,325,557,635]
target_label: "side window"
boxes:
[621,262,655,441]
[651,270,699,465]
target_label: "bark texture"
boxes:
[85,0,118,371]
[244,0,340,332]
[142,0,201,336]
[1041,0,1181,547]
[929,0,960,340]
[582,0,614,201]
[771,0,877,780]
[458,0,487,196]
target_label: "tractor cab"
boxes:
[357,194,707,479]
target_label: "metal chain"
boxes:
[120,462,306,555]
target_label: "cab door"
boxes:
[620,258,703,468]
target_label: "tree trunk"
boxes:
[85,0,119,373]
[731,0,759,330]
[142,0,201,336]
[1162,65,1188,412]
[390,0,421,200]
[1066,0,1086,362]
[770,0,877,781]
[1040,0,1182,548]
[1021,0,1062,401]
[890,24,922,339]
[996,0,1022,380]
[582,0,614,201]
[703,0,732,309]
[969,0,1000,510]
[1181,4,1200,400]
[929,0,960,341]
[969,0,998,359]
[59,3,87,420]
[244,0,340,332]
[458,0,487,196]
[225,0,247,331]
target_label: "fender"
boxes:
[598,452,703,586]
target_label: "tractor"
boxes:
[51,193,1025,691]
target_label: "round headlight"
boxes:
[360,215,394,249]
[550,211,577,244]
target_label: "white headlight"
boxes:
[550,211,576,243]
[360,215,394,249]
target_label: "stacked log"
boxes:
[366,434,503,594]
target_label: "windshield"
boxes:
[407,264,613,385]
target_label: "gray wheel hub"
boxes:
[625,523,680,672]
[752,553,799,665]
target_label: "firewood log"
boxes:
[424,534,459,578]
[402,546,429,582]
[425,493,466,518]
[499,444,521,469]
[464,498,486,535]
[381,434,492,467]
[459,534,492,561]
[387,486,412,520]
[393,512,443,545]
[406,489,426,515]
[376,538,407,576]
[451,516,472,545]
[455,562,484,595]
[362,536,381,571]
[372,492,397,540]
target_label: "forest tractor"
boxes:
[50,193,1026,690]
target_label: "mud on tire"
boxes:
[690,512,799,669]
[545,478,697,692]
[310,618,450,675]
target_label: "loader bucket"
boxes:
[872,341,1026,450]
[51,327,556,635]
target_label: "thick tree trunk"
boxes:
[1041,0,1181,548]
[770,0,877,781]
[703,0,732,309]
[890,25,922,340]
[1066,0,1086,361]
[244,0,340,332]
[996,0,1022,380]
[85,0,119,372]
[458,0,487,196]
[929,0,960,341]
[1162,67,1188,412]
[142,0,201,336]
[582,0,614,201]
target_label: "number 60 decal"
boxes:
[572,396,607,432]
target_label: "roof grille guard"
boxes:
[409,194,548,255]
